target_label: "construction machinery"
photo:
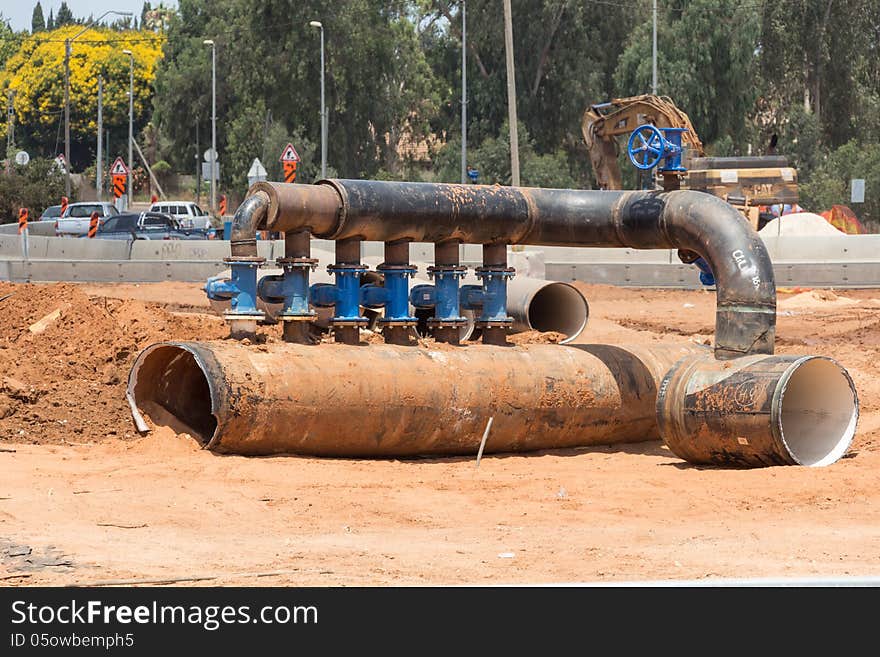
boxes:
[581,94,799,227]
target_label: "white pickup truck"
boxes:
[149,201,213,230]
[54,202,120,237]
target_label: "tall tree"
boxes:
[154,0,443,188]
[31,2,46,33]
[46,8,54,30]
[614,0,760,152]
[55,2,75,26]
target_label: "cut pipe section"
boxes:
[128,342,700,457]
[657,354,858,467]
[506,277,588,343]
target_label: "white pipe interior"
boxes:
[779,358,858,467]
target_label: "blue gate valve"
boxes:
[310,264,370,327]
[205,256,265,335]
[627,124,687,173]
[463,266,515,328]
[361,264,417,326]
[257,257,318,322]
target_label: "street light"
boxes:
[63,10,132,197]
[203,39,217,214]
[122,49,134,209]
[460,1,467,184]
[309,21,326,179]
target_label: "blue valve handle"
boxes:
[627,124,665,170]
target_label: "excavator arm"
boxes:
[581,94,705,190]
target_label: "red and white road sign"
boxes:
[110,157,130,176]
[279,143,300,163]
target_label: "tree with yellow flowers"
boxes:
[1,26,164,169]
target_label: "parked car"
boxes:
[96,212,213,240]
[38,205,63,222]
[148,201,213,230]
[55,202,120,236]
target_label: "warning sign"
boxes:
[110,157,129,176]
[279,143,300,163]
[112,174,126,199]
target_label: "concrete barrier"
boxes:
[2,232,880,287]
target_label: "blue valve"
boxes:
[693,256,715,287]
[627,125,687,173]
[205,257,265,320]
[463,266,515,327]
[257,257,318,321]
[310,264,369,326]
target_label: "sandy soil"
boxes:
[2,281,880,586]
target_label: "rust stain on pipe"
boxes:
[128,342,700,457]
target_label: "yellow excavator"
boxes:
[581,94,798,228]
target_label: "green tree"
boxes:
[55,2,75,26]
[0,158,67,223]
[799,140,880,228]
[614,0,760,152]
[31,2,46,33]
[46,8,54,30]
[154,0,443,192]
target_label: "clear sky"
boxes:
[2,1,178,32]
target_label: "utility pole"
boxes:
[5,90,13,174]
[310,21,327,179]
[64,38,71,195]
[502,0,520,186]
[96,77,103,200]
[123,49,134,209]
[460,0,467,184]
[203,39,217,214]
[652,0,658,94]
[195,118,201,206]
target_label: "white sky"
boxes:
[2,1,178,32]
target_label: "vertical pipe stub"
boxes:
[657,353,858,467]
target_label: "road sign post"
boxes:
[110,157,129,208]
[280,143,300,184]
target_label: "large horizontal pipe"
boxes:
[248,180,775,359]
[127,342,700,457]
[658,353,858,467]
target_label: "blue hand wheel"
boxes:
[627,124,665,170]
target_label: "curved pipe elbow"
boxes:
[229,191,270,258]
[614,190,776,358]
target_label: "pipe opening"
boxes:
[527,283,589,343]
[131,345,216,445]
[779,358,858,467]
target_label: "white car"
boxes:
[149,201,212,230]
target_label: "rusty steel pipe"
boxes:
[657,354,858,467]
[243,180,774,359]
[127,342,700,457]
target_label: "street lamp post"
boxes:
[122,49,134,209]
[460,0,467,184]
[309,21,326,179]
[203,39,217,214]
[63,10,132,198]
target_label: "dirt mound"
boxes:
[778,289,860,310]
[0,282,227,445]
